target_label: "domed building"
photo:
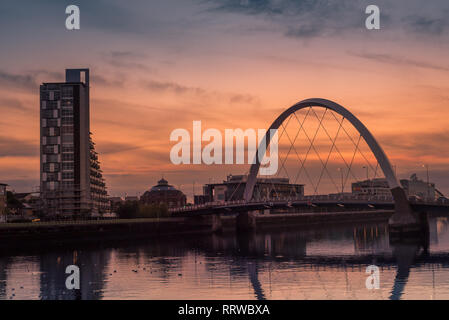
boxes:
[140,178,187,208]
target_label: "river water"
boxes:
[1,215,449,300]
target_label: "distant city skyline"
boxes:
[1,0,449,199]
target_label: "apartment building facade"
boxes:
[0,183,7,222]
[40,69,108,217]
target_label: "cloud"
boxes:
[0,136,38,158]
[0,177,39,192]
[97,141,149,156]
[205,0,366,38]
[351,52,449,72]
[404,16,447,35]
[91,74,125,88]
[0,70,37,90]
[145,80,207,96]
[144,79,260,106]
[0,68,124,93]
[103,51,155,73]
[29,70,62,82]
[380,130,449,159]
[205,0,449,39]
[109,51,146,60]
[0,98,29,112]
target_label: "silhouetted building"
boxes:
[0,183,7,221]
[194,194,210,205]
[14,192,40,216]
[195,174,304,204]
[351,178,391,197]
[140,178,187,208]
[352,174,437,200]
[109,197,123,213]
[40,69,108,217]
[400,173,436,200]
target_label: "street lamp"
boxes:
[338,168,344,194]
[362,166,368,181]
[423,164,430,200]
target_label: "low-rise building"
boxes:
[196,174,304,204]
[124,196,139,202]
[140,178,187,208]
[400,173,436,200]
[351,178,391,197]
[194,194,210,205]
[109,197,123,213]
[14,192,40,215]
[352,174,437,200]
[0,183,7,222]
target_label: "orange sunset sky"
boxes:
[1,0,449,199]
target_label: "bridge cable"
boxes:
[312,112,345,196]
[308,108,361,184]
[278,108,318,198]
[290,110,342,195]
[329,111,378,174]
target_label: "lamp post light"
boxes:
[362,166,369,181]
[423,164,430,200]
[338,168,344,194]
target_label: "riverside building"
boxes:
[40,69,108,217]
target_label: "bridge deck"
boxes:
[170,196,449,216]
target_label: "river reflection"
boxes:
[1,215,449,300]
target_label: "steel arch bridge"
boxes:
[172,98,430,230]
[243,98,416,227]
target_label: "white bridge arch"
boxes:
[243,98,417,227]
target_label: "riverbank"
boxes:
[0,216,222,244]
[0,210,396,248]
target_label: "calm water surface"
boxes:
[1,215,449,300]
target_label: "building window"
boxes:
[44,101,59,110]
[46,119,59,127]
[46,173,59,182]
[62,145,74,153]
[62,181,74,188]
[62,134,74,143]
[61,126,74,134]
[43,145,58,154]
[61,100,73,107]
[62,172,74,180]
[62,86,73,98]
[44,181,59,191]
[46,136,59,145]
[62,109,74,116]
[62,117,73,125]
[41,91,49,100]
[43,127,60,136]
[46,84,60,90]
[42,110,55,118]
[43,163,60,172]
[46,154,59,162]
[62,162,74,171]
[62,153,74,161]
[50,91,61,100]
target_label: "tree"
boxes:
[6,191,22,214]
[117,201,170,219]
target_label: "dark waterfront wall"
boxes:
[0,210,395,249]
[0,216,220,246]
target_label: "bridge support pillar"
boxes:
[236,211,257,233]
[188,214,222,234]
[389,187,421,235]
[211,214,223,233]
